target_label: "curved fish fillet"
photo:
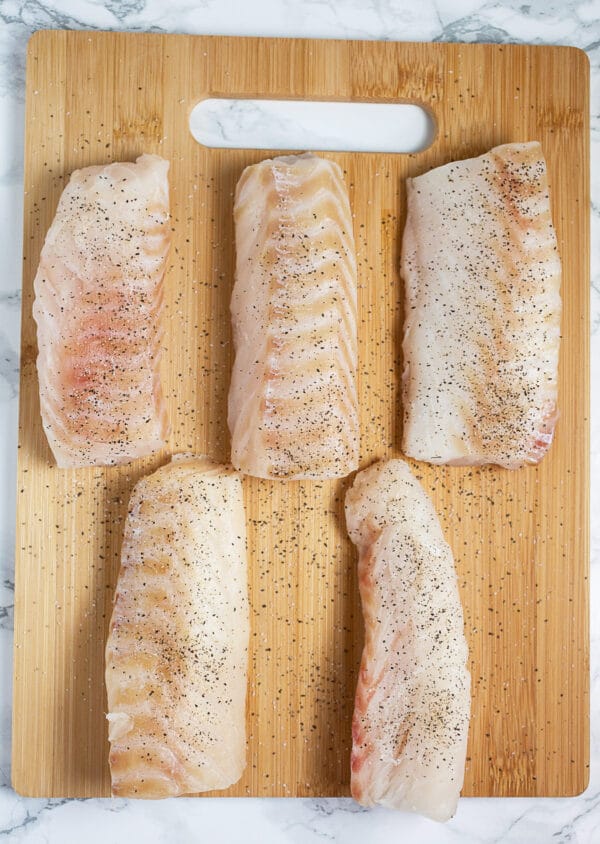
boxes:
[228,153,359,479]
[33,154,170,467]
[401,142,561,468]
[105,455,249,798]
[345,459,470,822]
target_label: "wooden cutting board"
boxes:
[12,31,589,798]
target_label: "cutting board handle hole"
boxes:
[189,98,435,153]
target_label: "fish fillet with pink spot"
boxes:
[33,154,170,467]
[401,142,561,468]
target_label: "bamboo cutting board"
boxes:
[13,31,589,798]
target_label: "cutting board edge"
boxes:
[12,30,590,801]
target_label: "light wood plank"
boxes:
[12,31,589,798]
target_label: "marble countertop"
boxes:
[0,1,598,841]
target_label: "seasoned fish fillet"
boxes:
[105,455,249,798]
[345,459,470,822]
[401,142,561,468]
[33,154,170,468]
[228,153,359,479]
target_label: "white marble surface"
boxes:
[0,0,598,841]
[189,99,435,151]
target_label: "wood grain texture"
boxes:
[12,31,589,798]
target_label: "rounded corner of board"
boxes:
[10,770,37,799]
[568,46,591,75]
[550,44,590,77]
[566,769,591,799]
[27,28,57,54]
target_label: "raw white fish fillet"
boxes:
[105,455,249,798]
[33,154,170,468]
[401,141,561,468]
[345,459,470,822]
[228,153,359,479]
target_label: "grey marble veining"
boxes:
[0,1,598,841]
